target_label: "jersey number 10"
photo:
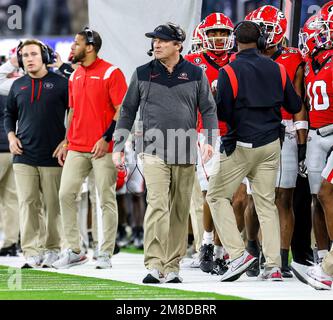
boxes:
[307,80,330,111]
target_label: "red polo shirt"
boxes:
[68,58,127,153]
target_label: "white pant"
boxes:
[276,132,298,188]
[306,129,333,194]
[322,149,333,184]
[117,139,145,195]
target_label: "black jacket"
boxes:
[114,57,217,164]
[216,48,302,155]
[4,71,68,166]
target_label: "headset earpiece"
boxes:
[16,40,52,70]
[84,27,95,45]
[234,21,267,50]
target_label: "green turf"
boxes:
[120,246,144,255]
[0,266,245,300]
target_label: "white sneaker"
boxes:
[52,249,88,269]
[189,253,200,268]
[22,255,43,269]
[220,250,257,282]
[41,251,60,268]
[165,272,183,283]
[96,252,112,269]
[258,267,283,281]
[93,247,98,260]
[291,262,332,290]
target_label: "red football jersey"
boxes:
[304,49,333,129]
[185,51,229,136]
[273,47,303,120]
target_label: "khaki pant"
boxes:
[0,154,19,247]
[207,139,281,268]
[13,164,62,258]
[88,172,98,248]
[142,154,195,274]
[37,199,47,252]
[322,246,333,276]
[189,174,204,253]
[59,151,117,255]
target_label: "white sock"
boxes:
[214,246,223,259]
[318,250,328,260]
[202,231,214,245]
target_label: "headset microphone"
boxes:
[147,40,154,56]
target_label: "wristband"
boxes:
[294,121,308,130]
[103,120,117,143]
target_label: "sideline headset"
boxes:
[83,27,95,45]
[234,20,267,50]
[147,22,186,56]
[165,22,186,42]
[17,40,53,70]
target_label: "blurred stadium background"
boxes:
[0,0,328,78]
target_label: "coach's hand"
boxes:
[54,140,68,167]
[201,143,214,164]
[92,138,109,159]
[8,133,23,155]
[112,152,125,170]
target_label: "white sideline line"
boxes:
[1,252,333,300]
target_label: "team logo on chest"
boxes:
[178,72,189,80]
[194,57,202,64]
[43,82,54,90]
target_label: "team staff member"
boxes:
[245,5,308,278]
[206,21,302,282]
[4,40,68,268]
[53,28,127,269]
[113,23,217,284]
[185,12,247,276]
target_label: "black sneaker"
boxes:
[260,251,266,269]
[281,266,293,278]
[116,225,129,248]
[133,228,144,250]
[211,258,228,275]
[199,244,214,273]
[246,258,260,277]
[142,269,164,284]
[165,272,183,283]
[0,243,18,257]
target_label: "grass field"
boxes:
[0,266,244,300]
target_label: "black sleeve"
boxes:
[4,85,18,135]
[216,68,235,124]
[59,63,74,79]
[63,78,69,110]
[113,70,140,152]
[282,75,302,115]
